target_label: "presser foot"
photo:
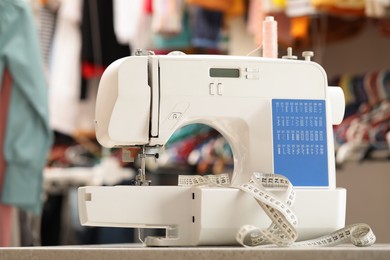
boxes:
[135,170,151,186]
[121,145,160,186]
[134,146,160,186]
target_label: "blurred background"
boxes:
[0,0,389,247]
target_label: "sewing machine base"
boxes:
[78,186,346,246]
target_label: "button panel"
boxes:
[208,67,260,96]
[209,83,216,95]
[246,67,259,73]
[245,67,260,80]
[217,83,223,95]
[246,74,259,80]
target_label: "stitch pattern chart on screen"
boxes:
[272,99,329,186]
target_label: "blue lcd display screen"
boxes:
[272,99,329,187]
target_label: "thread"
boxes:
[262,16,278,58]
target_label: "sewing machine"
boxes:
[78,49,347,246]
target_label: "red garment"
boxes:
[0,69,13,246]
[144,0,153,14]
[0,204,12,246]
[81,61,106,79]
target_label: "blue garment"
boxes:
[0,0,53,213]
[154,11,192,50]
[191,7,223,49]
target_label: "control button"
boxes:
[246,74,259,80]
[302,51,314,61]
[209,83,216,95]
[163,102,189,130]
[169,112,182,120]
[217,83,223,95]
[246,67,259,72]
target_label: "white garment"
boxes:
[151,0,183,36]
[285,0,316,17]
[113,0,153,50]
[49,0,82,135]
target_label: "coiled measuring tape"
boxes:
[178,172,376,247]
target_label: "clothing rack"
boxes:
[331,70,390,164]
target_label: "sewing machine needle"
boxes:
[137,146,151,186]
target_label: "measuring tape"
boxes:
[178,172,376,247]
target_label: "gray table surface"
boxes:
[1,244,390,260]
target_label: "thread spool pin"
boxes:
[282,47,297,60]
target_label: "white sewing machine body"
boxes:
[79,53,347,246]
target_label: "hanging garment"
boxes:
[80,0,131,103]
[186,0,233,11]
[286,0,315,17]
[0,204,12,246]
[0,69,13,247]
[49,0,83,135]
[81,0,131,74]
[145,0,153,13]
[191,6,224,49]
[247,0,265,46]
[113,0,153,49]
[37,2,59,66]
[0,0,53,213]
[312,0,365,15]
[365,0,390,17]
[187,0,244,16]
[153,10,192,50]
[152,0,184,36]
[0,71,12,198]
